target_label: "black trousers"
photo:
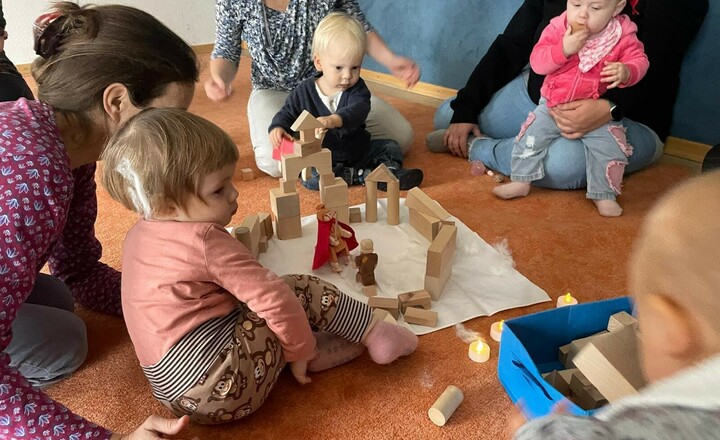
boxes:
[0,50,33,102]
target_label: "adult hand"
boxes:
[290,360,311,385]
[387,55,420,89]
[601,61,630,89]
[111,415,190,440]
[203,74,233,102]
[443,123,482,158]
[317,115,342,129]
[549,99,611,139]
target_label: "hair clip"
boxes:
[33,12,64,59]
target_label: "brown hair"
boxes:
[32,2,198,125]
[102,108,238,219]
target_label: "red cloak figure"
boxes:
[312,204,358,272]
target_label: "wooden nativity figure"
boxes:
[355,239,378,286]
[312,203,358,273]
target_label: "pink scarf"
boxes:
[578,17,622,73]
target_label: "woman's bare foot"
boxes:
[594,199,623,217]
[493,182,531,199]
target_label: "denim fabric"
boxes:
[433,72,662,190]
[4,274,87,388]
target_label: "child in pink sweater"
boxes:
[493,0,649,217]
[101,108,417,424]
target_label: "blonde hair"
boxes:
[312,12,367,60]
[629,170,720,334]
[102,108,238,219]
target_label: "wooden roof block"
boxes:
[364,163,398,183]
[291,110,323,131]
[405,187,451,220]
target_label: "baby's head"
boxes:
[566,0,627,35]
[630,171,720,383]
[102,108,239,226]
[312,12,367,92]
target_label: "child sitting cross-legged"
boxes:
[268,12,423,192]
[101,108,418,424]
[510,171,720,439]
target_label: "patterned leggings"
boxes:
[164,274,375,424]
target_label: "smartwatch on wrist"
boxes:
[608,101,623,122]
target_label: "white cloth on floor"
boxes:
[258,198,550,335]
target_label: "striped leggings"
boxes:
[160,274,376,424]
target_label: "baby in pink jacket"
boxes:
[493,0,648,217]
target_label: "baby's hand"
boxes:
[562,24,589,57]
[290,360,311,385]
[601,62,631,89]
[270,127,291,149]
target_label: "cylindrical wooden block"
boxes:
[428,385,464,426]
[365,185,378,223]
[233,226,252,251]
[386,181,399,225]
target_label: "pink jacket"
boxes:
[530,12,649,107]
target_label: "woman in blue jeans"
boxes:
[428,0,707,190]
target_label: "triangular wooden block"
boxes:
[291,110,323,131]
[405,187,450,220]
[364,163,398,183]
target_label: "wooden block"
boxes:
[270,187,300,218]
[349,207,362,223]
[569,371,592,396]
[426,225,457,277]
[294,139,322,157]
[320,177,348,207]
[232,226,252,253]
[397,289,432,313]
[404,307,438,327]
[291,110,322,131]
[575,385,608,410]
[558,344,572,367]
[319,172,336,187]
[372,308,397,324]
[542,370,570,396]
[428,385,464,427]
[386,181,400,226]
[362,285,377,297]
[276,215,301,240]
[565,331,610,368]
[365,184,378,223]
[573,326,646,402]
[367,296,399,319]
[279,178,296,193]
[607,311,638,332]
[424,274,451,302]
[405,187,450,220]
[281,148,332,182]
[257,212,273,239]
[241,168,254,181]
[258,236,268,253]
[241,214,261,258]
[409,209,442,241]
[364,163,398,183]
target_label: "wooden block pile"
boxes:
[543,311,642,410]
[232,212,274,258]
[367,289,437,327]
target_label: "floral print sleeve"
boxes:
[47,164,122,316]
[0,99,111,440]
[211,0,374,91]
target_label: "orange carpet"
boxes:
[38,60,691,439]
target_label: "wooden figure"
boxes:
[404,307,438,327]
[428,385,464,427]
[241,167,254,181]
[397,289,432,313]
[349,207,362,223]
[354,239,378,286]
[363,164,400,225]
[312,203,358,273]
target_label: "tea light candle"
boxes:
[490,320,504,342]
[557,292,578,308]
[468,340,490,363]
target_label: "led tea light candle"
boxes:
[556,292,578,308]
[490,320,504,342]
[468,339,490,363]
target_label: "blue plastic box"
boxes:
[497,297,633,418]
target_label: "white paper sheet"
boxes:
[258,198,550,335]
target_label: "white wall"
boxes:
[3,0,216,65]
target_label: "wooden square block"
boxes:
[241,168,254,181]
[275,215,301,240]
[403,307,437,327]
[349,207,362,223]
[270,187,300,218]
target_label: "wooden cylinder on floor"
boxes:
[365,184,378,222]
[428,385,464,426]
[386,181,399,225]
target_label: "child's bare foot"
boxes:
[594,199,623,217]
[493,182,531,199]
[308,331,365,372]
[362,321,418,364]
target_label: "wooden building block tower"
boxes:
[364,164,400,225]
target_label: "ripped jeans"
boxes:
[510,100,631,201]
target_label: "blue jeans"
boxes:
[302,139,404,190]
[433,72,663,190]
[3,274,88,388]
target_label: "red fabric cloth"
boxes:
[312,218,358,270]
